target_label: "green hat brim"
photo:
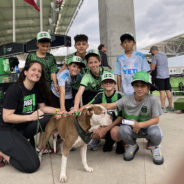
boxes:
[131,80,152,86]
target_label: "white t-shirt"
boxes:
[51,69,82,99]
[114,51,150,96]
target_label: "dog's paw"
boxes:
[85,166,94,173]
[59,175,67,183]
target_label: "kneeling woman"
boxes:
[0,61,60,173]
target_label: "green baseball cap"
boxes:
[131,71,152,85]
[36,31,51,42]
[101,72,116,83]
[85,49,100,60]
[67,56,85,68]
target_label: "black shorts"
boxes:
[155,78,171,91]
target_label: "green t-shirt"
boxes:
[26,52,58,84]
[80,67,112,92]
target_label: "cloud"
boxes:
[64,0,184,53]
[134,0,184,48]
[68,0,100,51]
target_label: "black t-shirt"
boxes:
[0,82,44,127]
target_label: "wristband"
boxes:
[56,108,59,114]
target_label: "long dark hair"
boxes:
[17,61,51,105]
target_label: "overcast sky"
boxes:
[52,0,184,55]
[69,0,184,48]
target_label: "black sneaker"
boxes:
[115,141,125,154]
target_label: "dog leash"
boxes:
[35,110,55,153]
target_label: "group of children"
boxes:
[0,31,164,170]
[30,31,164,165]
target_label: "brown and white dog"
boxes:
[39,105,112,183]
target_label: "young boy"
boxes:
[87,72,124,153]
[114,32,150,96]
[59,34,89,74]
[59,34,89,99]
[70,49,112,112]
[51,56,85,113]
[102,71,164,165]
[26,31,58,89]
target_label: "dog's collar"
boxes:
[74,117,92,144]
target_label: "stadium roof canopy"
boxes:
[143,33,184,57]
[0,0,83,45]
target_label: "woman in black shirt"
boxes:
[0,61,60,173]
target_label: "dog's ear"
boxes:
[80,106,94,118]
[86,106,94,116]
[78,106,94,123]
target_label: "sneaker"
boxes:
[166,106,174,112]
[89,139,101,151]
[162,108,167,113]
[151,146,164,165]
[124,144,139,161]
[115,141,125,154]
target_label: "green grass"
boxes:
[170,77,184,89]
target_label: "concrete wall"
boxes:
[98,0,136,70]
